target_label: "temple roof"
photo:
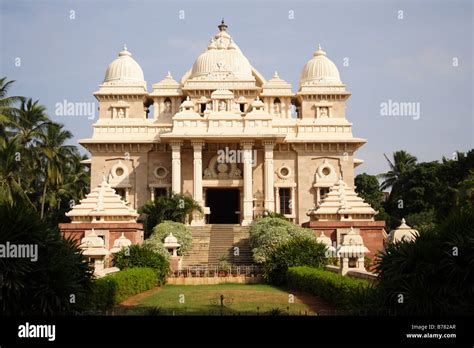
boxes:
[66,179,139,223]
[310,179,376,220]
[387,218,418,243]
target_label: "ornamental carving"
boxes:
[203,155,242,179]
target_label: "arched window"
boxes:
[273,98,281,115]
[164,98,172,114]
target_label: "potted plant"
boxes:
[217,255,231,277]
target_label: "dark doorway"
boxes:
[206,189,240,224]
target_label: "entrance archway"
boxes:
[206,188,240,224]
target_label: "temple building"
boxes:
[63,21,385,265]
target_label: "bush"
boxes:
[112,245,169,285]
[286,266,370,309]
[249,217,316,264]
[145,220,193,256]
[89,268,157,311]
[0,201,93,315]
[263,238,327,284]
[374,209,474,315]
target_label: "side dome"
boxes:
[188,20,254,81]
[299,45,342,87]
[103,45,145,85]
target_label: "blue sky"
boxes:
[1,0,472,175]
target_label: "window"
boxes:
[200,103,206,114]
[279,188,291,215]
[239,103,245,113]
[320,188,330,200]
[154,187,168,200]
[273,98,281,114]
[164,98,172,113]
[115,188,126,201]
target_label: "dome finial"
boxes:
[218,19,228,31]
[123,43,128,50]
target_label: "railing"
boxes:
[171,264,260,278]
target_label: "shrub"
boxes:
[112,245,169,285]
[374,209,474,315]
[0,201,93,315]
[138,194,202,237]
[263,238,327,284]
[286,266,370,309]
[89,268,157,311]
[249,217,316,264]
[145,220,193,256]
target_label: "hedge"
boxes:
[263,238,327,284]
[286,266,370,309]
[112,244,169,285]
[89,267,157,311]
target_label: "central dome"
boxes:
[189,21,254,81]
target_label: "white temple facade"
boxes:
[79,20,369,227]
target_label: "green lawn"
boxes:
[117,283,320,316]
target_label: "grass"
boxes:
[116,283,319,316]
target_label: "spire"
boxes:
[313,43,326,57]
[218,19,228,32]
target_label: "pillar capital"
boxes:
[191,140,205,148]
[169,140,183,149]
[262,140,276,149]
[240,140,254,150]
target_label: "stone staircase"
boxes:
[181,225,253,267]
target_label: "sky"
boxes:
[1,0,473,175]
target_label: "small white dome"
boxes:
[189,21,254,81]
[164,232,178,244]
[387,218,419,244]
[103,45,145,85]
[299,45,342,87]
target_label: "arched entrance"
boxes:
[206,188,240,224]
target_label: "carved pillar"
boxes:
[290,186,296,216]
[191,140,205,226]
[241,141,254,226]
[263,141,275,213]
[275,187,280,213]
[170,141,183,194]
[150,187,155,201]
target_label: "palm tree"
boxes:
[139,193,203,238]
[0,135,32,206]
[7,98,50,147]
[0,77,23,129]
[378,150,417,190]
[39,123,74,219]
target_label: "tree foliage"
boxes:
[138,193,202,237]
[0,200,93,315]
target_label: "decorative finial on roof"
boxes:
[401,218,406,224]
[218,19,228,32]
[167,71,172,78]
[314,44,326,57]
[123,44,128,50]
[273,71,279,78]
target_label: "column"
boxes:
[170,141,182,194]
[274,187,280,214]
[191,140,205,226]
[241,141,254,226]
[290,186,296,216]
[263,141,275,213]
